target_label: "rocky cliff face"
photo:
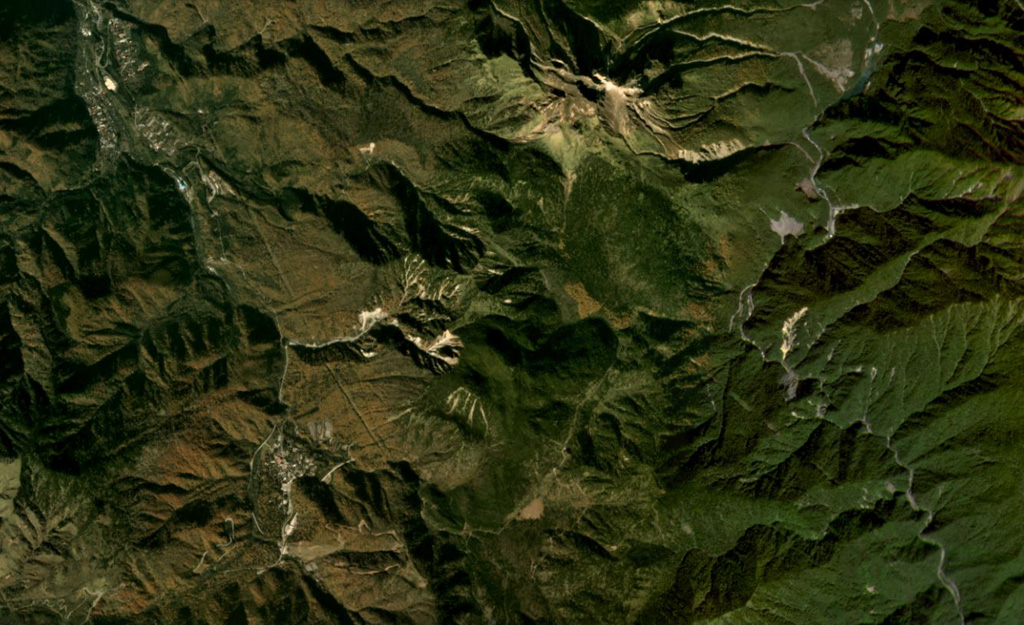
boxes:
[1,1,1023,623]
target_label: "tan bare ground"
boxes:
[516,498,545,521]
[564,281,601,319]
